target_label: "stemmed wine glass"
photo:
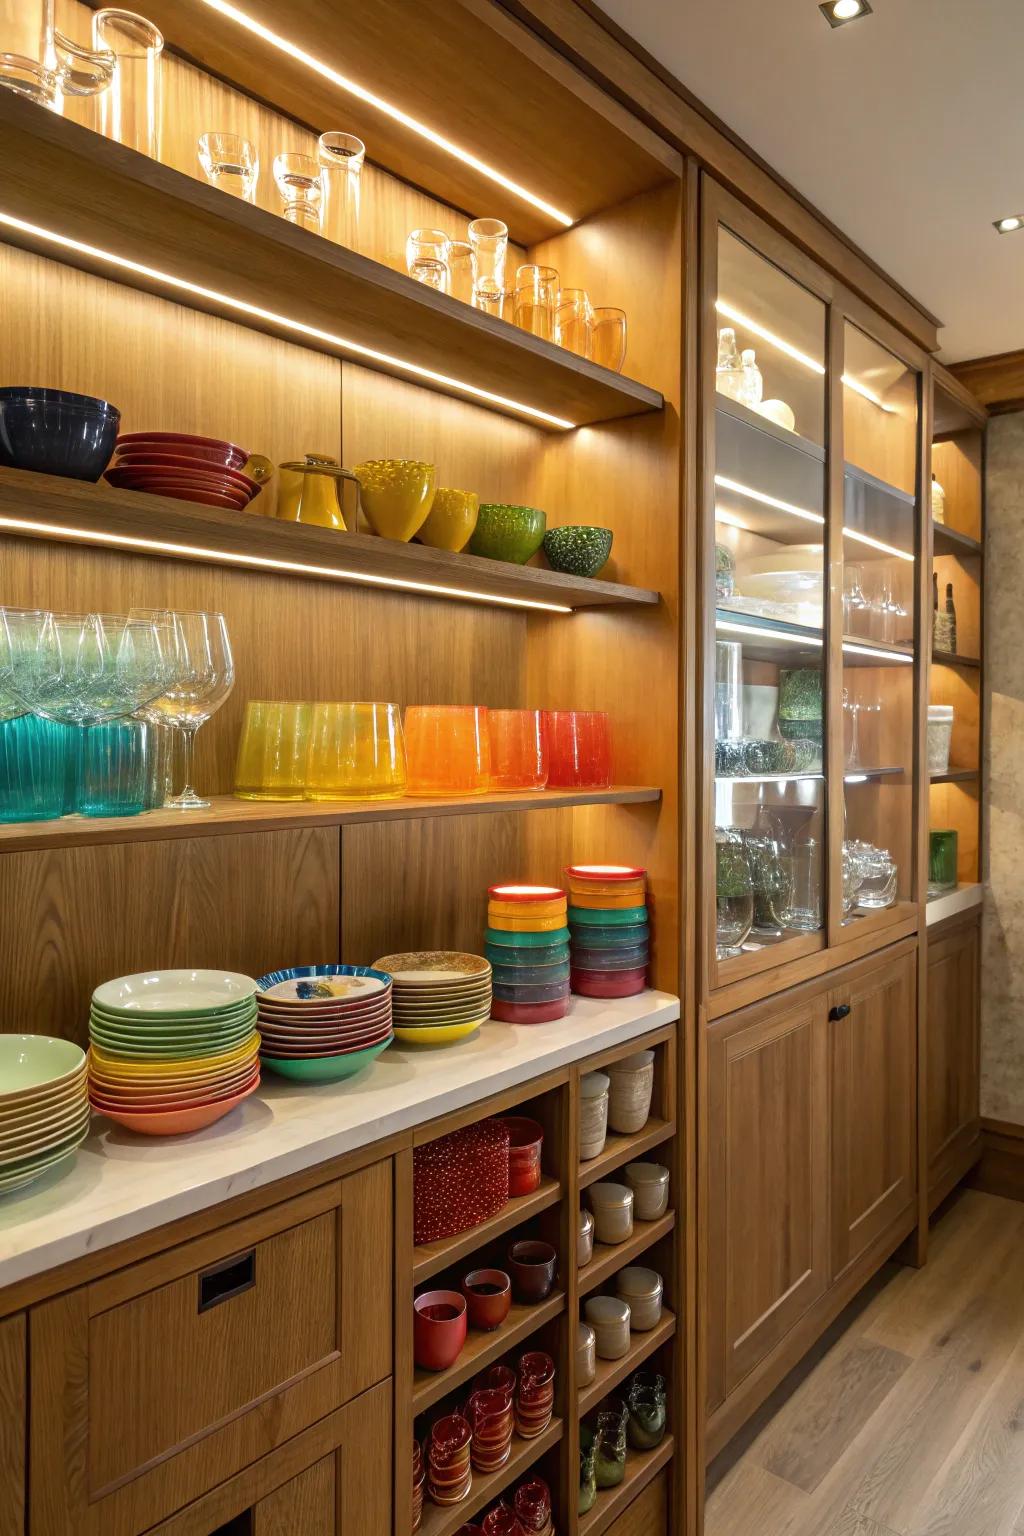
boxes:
[131,611,234,810]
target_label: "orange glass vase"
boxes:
[404,705,491,796]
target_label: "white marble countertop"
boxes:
[0,990,680,1293]
[926,883,983,927]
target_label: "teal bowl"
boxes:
[543,526,613,578]
[469,504,546,564]
[261,1037,392,1083]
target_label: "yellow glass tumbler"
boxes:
[305,702,407,800]
[233,701,312,801]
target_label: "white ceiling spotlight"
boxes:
[994,214,1024,234]
[819,0,872,26]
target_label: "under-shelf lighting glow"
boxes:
[714,474,824,526]
[200,0,575,229]
[0,514,573,613]
[841,372,896,413]
[843,526,915,562]
[717,619,914,666]
[844,773,868,783]
[842,641,914,663]
[0,210,575,430]
[716,299,895,411]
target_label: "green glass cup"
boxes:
[929,829,958,894]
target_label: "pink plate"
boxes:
[110,455,259,496]
[115,431,249,468]
[89,1064,259,1106]
[97,1078,259,1136]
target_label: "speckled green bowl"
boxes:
[543,525,613,578]
[468,503,547,564]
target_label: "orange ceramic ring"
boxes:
[486,911,569,933]
[567,888,646,909]
[488,898,567,921]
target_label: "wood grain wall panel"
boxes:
[933,555,981,661]
[932,434,983,541]
[0,828,339,1043]
[340,813,523,963]
[0,1313,25,1536]
[928,781,980,883]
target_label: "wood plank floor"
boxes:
[706,1191,1024,1536]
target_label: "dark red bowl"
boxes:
[570,966,647,998]
[115,430,248,468]
[491,996,571,1025]
[413,1290,467,1372]
[462,1267,512,1331]
[507,1239,557,1302]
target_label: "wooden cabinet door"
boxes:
[0,1314,25,1536]
[926,916,981,1205]
[829,947,916,1280]
[707,994,830,1409]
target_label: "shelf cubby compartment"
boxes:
[413,1291,566,1414]
[578,1437,675,1536]
[417,1420,563,1536]
[0,95,664,431]
[578,1308,676,1416]
[933,522,982,559]
[932,650,981,671]
[578,1119,674,1192]
[413,1177,561,1285]
[578,1213,676,1298]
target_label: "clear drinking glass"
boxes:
[789,834,823,931]
[591,307,627,372]
[92,9,163,158]
[147,612,234,811]
[514,265,558,341]
[447,240,474,304]
[555,288,593,358]
[198,132,259,203]
[0,0,57,107]
[715,828,753,958]
[273,151,323,231]
[714,640,743,745]
[318,131,364,247]
[6,611,173,727]
[842,563,871,638]
[468,218,508,314]
[744,830,794,939]
[406,228,450,292]
[52,28,115,110]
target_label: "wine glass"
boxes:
[148,612,234,810]
[128,606,187,807]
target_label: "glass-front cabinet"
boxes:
[701,179,925,992]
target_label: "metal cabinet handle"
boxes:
[198,1249,256,1313]
[828,1003,851,1021]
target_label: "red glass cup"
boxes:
[488,709,548,790]
[462,1268,512,1330]
[474,1363,516,1402]
[494,1115,543,1195]
[543,710,611,789]
[514,1479,552,1534]
[465,1388,514,1471]
[482,1504,523,1536]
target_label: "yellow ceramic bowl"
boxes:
[416,487,480,553]
[88,1036,258,1078]
[393,1019,485,1044]
[354,459,436,542]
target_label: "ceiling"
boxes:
[594,0,1023,361]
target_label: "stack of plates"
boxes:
[0,1036,89,1194]
[373,952,492,1044]
[567,864,650,998]
[105,431,260,511]
[486,884,571,1025]
[255,965,394,1082]
[87,969,260,1136]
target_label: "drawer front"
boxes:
[31,1159,393,1536]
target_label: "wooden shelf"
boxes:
[932,649,981,670]
[578,1213,676,1297]
[0,96,665,430]
[417,1420,563,1536]
[413,1291,565,1414]
[933,522,982,558]
[578,1308,676,1416]
[930,769,979,785]
[0,469,660,614]
[578,1437,674,1536]
[715,392,825,463]
[413,1177,561,1284]
[0,788,661,854]
[578,1119,674,1192]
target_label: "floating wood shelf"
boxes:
[579,1437,675,1536]
[417,1420,563,1536]
[932,522,982,558]
[412,1177,562,1284]
[413,1291,565,1414]
[0,95,665,430]
[578,1118,674,1191]
[929,769,979,785]
[932,649,981,670]
[578,1308,676,1416]
[0,469,660,614]
[578,1212,676,1297]
[0,789,662,855]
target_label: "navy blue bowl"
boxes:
[0,395,121,481]
[0,386,120,413]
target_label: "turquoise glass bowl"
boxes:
[469,504,547,564]
[0,714,69,822]
[261,1038,392,1082]
[543,526,613,578]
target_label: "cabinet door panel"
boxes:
[926,918,981,1198]
[830,949,916,1279]
[0,1314,25,1536]
[708,997,829,1407]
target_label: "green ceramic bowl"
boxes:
[261,1037,392,1083]
[469,504,547,564]
[0,1035,86,1099]
[543,525,613,578]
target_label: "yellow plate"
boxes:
[88,1035,259,1077]
[486,912,567,933]
[393,1018,485,1045]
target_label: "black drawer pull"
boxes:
[211,1512,253,1536]
[829,1003,851,1021]
[198,1249,256,1313]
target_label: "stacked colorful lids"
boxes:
[373,952,491,1045]
[87,969,260,1135]
[486,885,570,1024]
[255,965,393,1082]
[567,865,649,998]
[0,1036,89,1194]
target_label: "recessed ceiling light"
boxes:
[994,215,1024,234]
[820,0,872,26]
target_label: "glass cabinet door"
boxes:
[707,217,831,984]
[837,322,920,935]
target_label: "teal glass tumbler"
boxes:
[76,721,149,817]
[928,829,958,894]
[0,714,70,823]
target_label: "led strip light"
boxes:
[200,0,575,229]
[0,211,575,430]
[715,619,913,665]
[715,475,915,563]
[715,298,898,411]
